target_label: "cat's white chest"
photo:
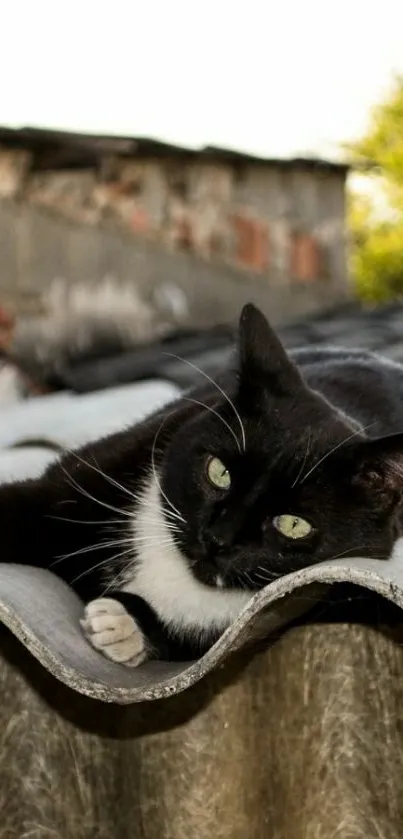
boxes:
[122,476,251,640]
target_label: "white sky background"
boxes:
[1,0,403,160]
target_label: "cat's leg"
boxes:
[80,597,148,667]
[81,591,203,664]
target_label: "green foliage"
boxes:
[347,75,403,182]
[350,219,403,302]
[347,75,403,301]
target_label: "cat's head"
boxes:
[160,304,403,589]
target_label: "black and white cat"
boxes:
[1,302,403,667]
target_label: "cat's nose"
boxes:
[210,533,226,551]
[205,530,230,555]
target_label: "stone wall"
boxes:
[0,199,350,327]
[0,148,348,293]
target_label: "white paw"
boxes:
[80,597,147,667]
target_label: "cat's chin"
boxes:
[189,557,226,589]
[189,555,263,592]
[184,550,237,590]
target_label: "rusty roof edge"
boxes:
[201,144,350,171]
[0,125,350,171]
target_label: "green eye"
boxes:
[273,514,312,540]
[206,456,231,490]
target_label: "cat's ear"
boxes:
[238,303,302,393]
[352,432,403,499]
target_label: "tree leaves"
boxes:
[347,76,403,301]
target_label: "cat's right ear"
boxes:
[238,303,302,395]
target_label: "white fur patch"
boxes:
[81,597,147,667]
[122,475,251,641]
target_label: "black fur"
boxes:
[1,303,403,662]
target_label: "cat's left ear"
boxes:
[238,303,303,394]
[352,432,403,497]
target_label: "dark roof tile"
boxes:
[278,301,403,361]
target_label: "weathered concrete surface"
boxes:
[2,554,403,836]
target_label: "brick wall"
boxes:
[0,149,348,292]
[0,199,350,327]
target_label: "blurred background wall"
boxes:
[0,128,349,326]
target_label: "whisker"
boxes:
[253,573,271,585]
[57,533,176,564]
[102,564,134,595]
[70,548,134,585]
[47,509,180,543]
[150,414,186,523]
[88,459,181,529]
[164,352,246,452]
[46,515,127,526]
[254,568,277,584]
[325,545,367,561]
[53,425,186,530]
[299,422,377,485]
[62,448,140,506]
[131,537,178,546]
[233,573,248,591]
[292,427,311,489]
[102,535,183,597]
[51,538,135,564]
[103,543,176,595]
[182,396,241,453]
[55,530,176,569]
[242,571,256,588]
[60,466,134,520]
[258,565,281,581]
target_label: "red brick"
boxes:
[290,233,321,282]
[130,207,150,233]
[231,214,270,271]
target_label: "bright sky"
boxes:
[2,0,403,160]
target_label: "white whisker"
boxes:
[62,448,140,504]
[243,571,255,587]
[150,414,186,523]
[256,565,280,583]
[129,536,178,548]
[47,513,178,533]
[253,573,270,584]
[234,574,248,591]
[164,352,246,452]
[299,422,377,485]
[70,548,134,585]
[292,427,311,489]
[183,396,241,453]
[325,544,367,561]
[103,565,133,595]
[47,514,126,526]
[60,465,134,520]
[51,538,133,564]
[56,438,186,532]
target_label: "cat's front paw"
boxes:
[80,597,147,667]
